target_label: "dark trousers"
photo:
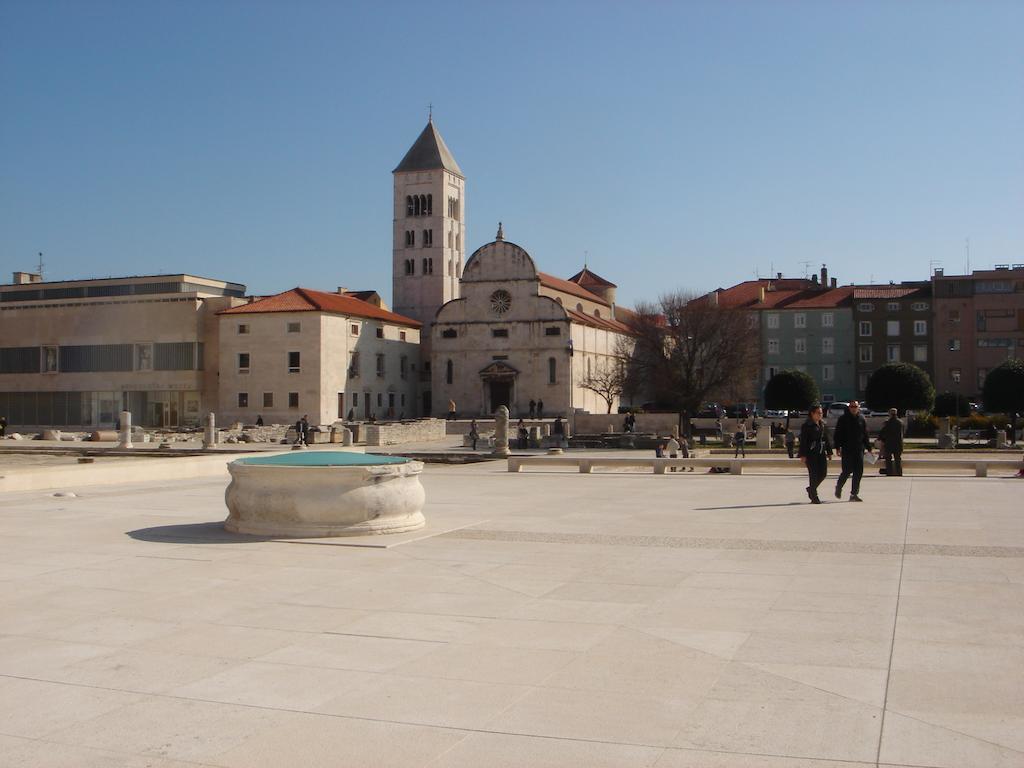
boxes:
[734,442,745,458]
[885,451,902,477]
[786,443,795,459]
[806,455,828,499]
[837,452,864,496]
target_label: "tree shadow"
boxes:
[126,521,273,544]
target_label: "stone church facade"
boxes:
[389,119,635,419]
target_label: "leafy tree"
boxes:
[982,359,1024,439]
[981,358,1024,417]
[763,369,820,431]
[623,291,758,433]
[932,391,972,418]
[865,363,935,414]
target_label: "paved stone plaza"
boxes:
[1,459,1022,767]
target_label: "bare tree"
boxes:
[622,291,758,429]
[579,357,628,414]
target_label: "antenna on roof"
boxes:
[798,261,812,278]
[965,237,970,273]
[583,250,588,269]
[428,102,433,122]
[37,252,44,280]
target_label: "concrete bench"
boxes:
[506,455,1023,477]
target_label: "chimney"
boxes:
[934,268,944,277]
[820,265,828,286]
[337,286,348,295]
[776,272,782,280]
[830,277,837,288]
[710,290,719,306]
[758,286,766,303]
[811,274,819,285]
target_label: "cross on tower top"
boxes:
[428,102,432,122]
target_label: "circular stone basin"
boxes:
[224,451,425,537]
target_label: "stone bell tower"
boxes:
[392,117,465,326]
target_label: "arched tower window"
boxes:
[548,357,556,384]
[576,303,583,312]
[405,196,413,216]
[413,196,421,216]
[419,195,426,215]
[594,309,601,318]
[446,359,453,385]
[426,194,432,215]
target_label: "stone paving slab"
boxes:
[0,464,1023,767]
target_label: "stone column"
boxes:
[203,412,216,449]
[117,410,133,449]
[491,405,511,457]
[756,424,771,449]
[341,428,353,446]
[528,425,541,448]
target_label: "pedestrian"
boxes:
[552,415,564,447]
[784,429,796,459]
[537,399,544,418]
[0,415,6,437]
[834,401,873,501]
[447,399,457,420]
[469,419,479,450]
[627,412,636,432]
[1006,422,1016,447]
[529,399,536,417]
[666,435,680,471]
[255,414,264,427]
[799,404,832,504]
[300,414,310,446]
[679,434,693,470]
[517,418,528,449]
[654,442,664,458]
[294,417,304,445]
[879,408,904,477]
[733,421,746,458]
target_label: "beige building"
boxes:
[218,287,421,426]
[0,272,245,429]
[431,228,633,417]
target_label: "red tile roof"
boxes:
[219,287,421,327]
[712,278,818,309]
[852,285,929,299]
[538,272,610,306]
[566,308,632,334]
[568,266,617,289]
[782,286,854,309]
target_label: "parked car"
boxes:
[690,404,724,431]
[763,409,788,419]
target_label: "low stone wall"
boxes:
[447,419,550,436]
[364,419,447,446]
[574,413,681,436]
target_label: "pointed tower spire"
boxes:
[393,120,463,177]
[496,222,504,241]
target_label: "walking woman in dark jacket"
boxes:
[799,405,832,504]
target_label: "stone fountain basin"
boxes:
[224,451,426,537]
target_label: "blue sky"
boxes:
[1,0,1021,308]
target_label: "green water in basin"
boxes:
[234,452,410,467]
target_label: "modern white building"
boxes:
[0,272,245,429]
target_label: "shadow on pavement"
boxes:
[126,521,272,544]
[693,502,807,510]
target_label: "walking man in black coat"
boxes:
[799,405,832,504]
[879,408,904,477]
[834,401,873,501]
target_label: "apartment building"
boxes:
[932,266,1024,397]
[852,283,933,396]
